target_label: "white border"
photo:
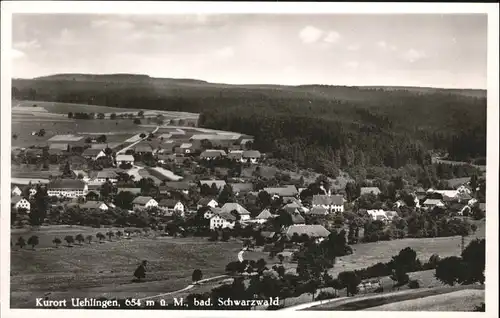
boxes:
[1,2,498,318]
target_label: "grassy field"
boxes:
[13,100,144,114]
[308,285,484,311]
[10,225,244,308]
[366,289,485,311]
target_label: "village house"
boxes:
[309,206,329,216]
[242,150,262,164]
[290,212,306,225]
[210,212,237,230]
[262,185,299,199]
[132,196,158,211]
[360,187,382,196]
[254,209,275,224]
[11,186,22,197]
[227,150,244,162]
[11,196,30,211]
[116,154,135,166]
[95,170,119,184]
[199,149,227,160]
[423,198,446,209]
[197,198,218,210]
[158,199,185,216]
[312,194,345,213]
[204,207,219,219]
[219,202,251,221]
[82,148,106,161]
[79,201,109,211]
[47,179,88,198]
[159,182,191,195]
[156,154,173,164]
[175,143,194,155]
[285,224,330,241]
[230,183,254,195]
[134,144,154,155]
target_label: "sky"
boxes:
[11,14,488,89]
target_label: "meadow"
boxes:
[14,100,144,114]
[10,225,246,308]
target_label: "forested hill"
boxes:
[12,74,487,174]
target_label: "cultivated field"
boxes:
[366,289,484,311]
[10,225,244,308]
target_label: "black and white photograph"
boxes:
[1,2,498,317]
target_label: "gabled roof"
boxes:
[96,170,118,179]
[227,151,244,160]
[132,196,155,205]
[360,187,381,196]
[263,185,298,197]
[200,149,226,158]
[230,183,254,193]
[256,209,274,219]
[197,197,217,206]
[48,179,86,190]
[309,206,329,215]
[159,199,182,208]
[11,196,26,204]
[220,202,250,215]
[423,198,445,205]
[134,144,154,153]
[82,148,104,156]
[312,194,344,206]
[159,182,192,192]
[285,225,330,238]
[116,154,134,161]
[80,201,107,209]
[213,211,237,221]
[49,143,69,150]
[242,150,261,158]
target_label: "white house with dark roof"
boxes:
[82,148,106,160]
[116,154,135,166]
[11,196,30,211]
[210,212,236,230]
[219,202,251,221]
[242,150,261,163]
[285,224,330,240]
[360,187,382,196]
[79,201,108,211]
[197,198,218,209]
[95,170,119,184]
[158,199,185,215]
[11,186,22,197]
[200,149,226,160]
[47,179,88,198]
[132,196,158,210]
[312,194,344,213]
[423,198,446,209]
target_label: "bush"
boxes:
[408,279,420,289]
[315,291,338,300]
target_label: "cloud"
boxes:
[347,44,360,51]
[377,41,387,49]
[11,48,26,59]
[346,61,359,69]
[299,25,324,44]
[401,49,427,63]
[214,46,234,58]
[13,40,41,50]
[390,45,398,51]
[91,19,135,31]
[324,31,341,44]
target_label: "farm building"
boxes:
[197,198,218,209]
[219,202,251,221]
[132,196,158,210]
[116,154,135,166]
[200,149,227,160]
[210,212,237,230]
[47,179,88,198]
[242,150,262,163]
[11,196,30,211]
[360,187,382,196]
[82,148,106,160]
[158,199,185,215]
[79,201,108,211]
[285,224,330,240]
[263,185,298,198]
[312,194,345,213]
